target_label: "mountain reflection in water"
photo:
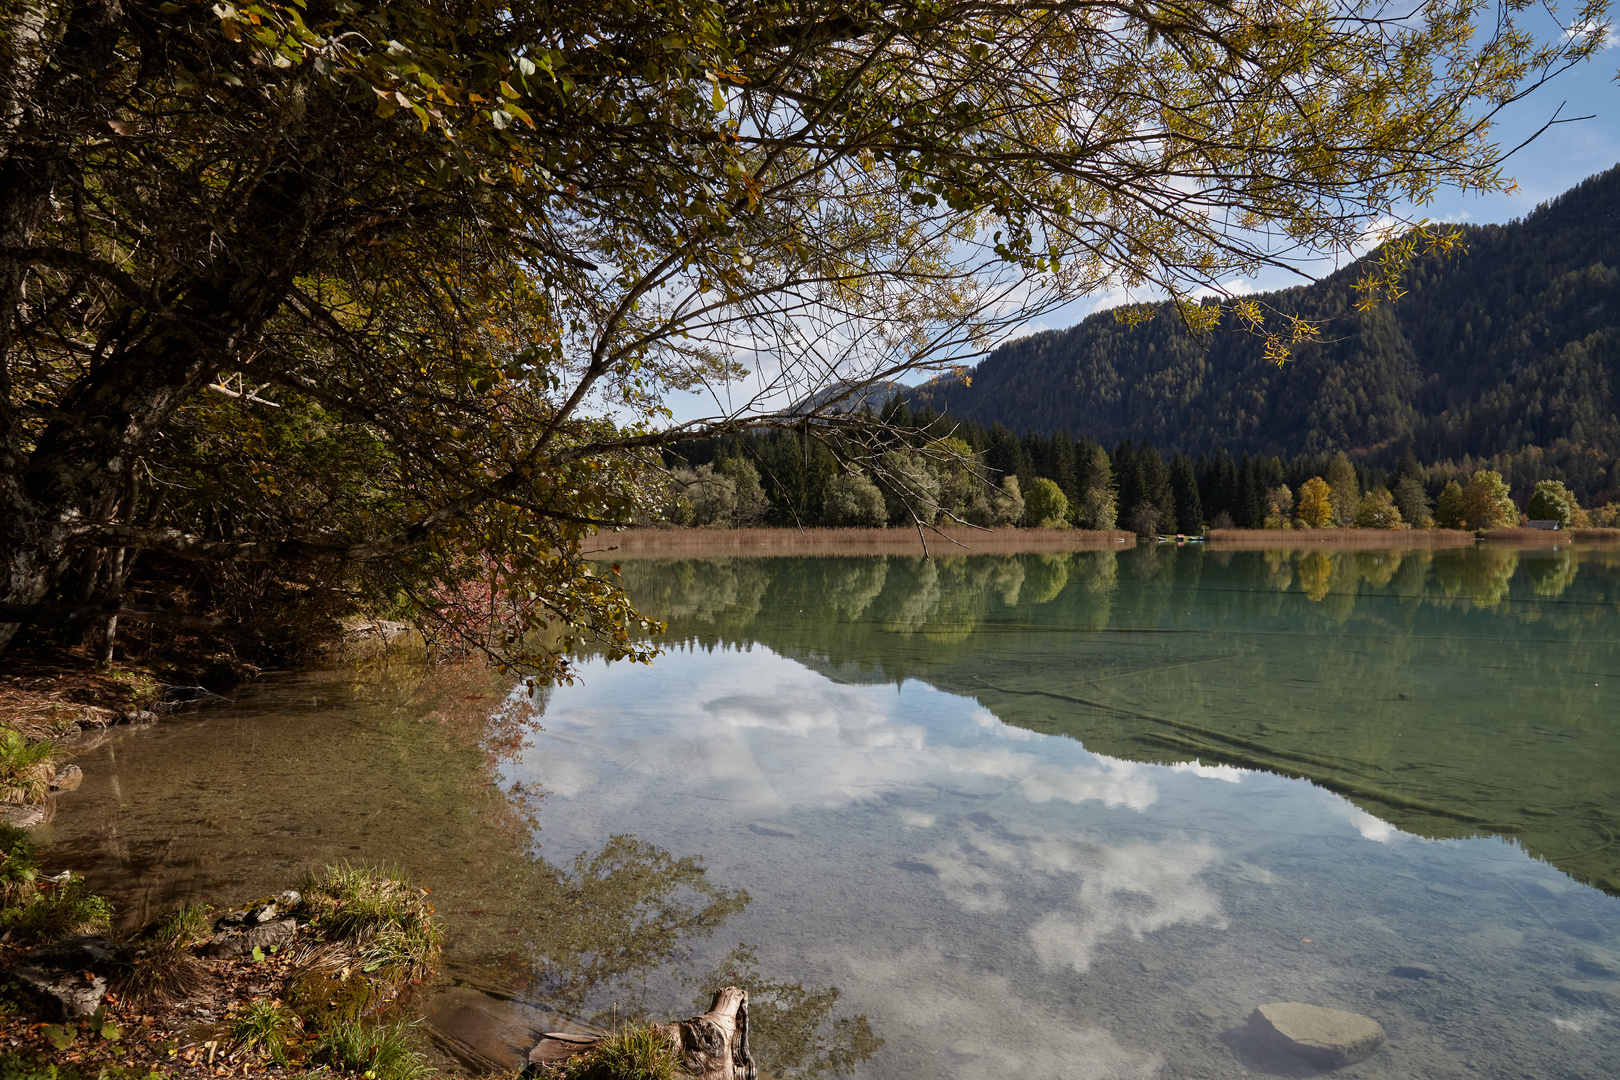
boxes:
[612,547,1620,896]
[503,546,1620,1078]
[37,545,1620,1080]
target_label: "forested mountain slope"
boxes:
[912,165,1620,472]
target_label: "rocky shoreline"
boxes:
[0,856,443,1080]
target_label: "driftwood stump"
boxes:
[528,986,755,1080]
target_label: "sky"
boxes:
[655,30,1620,425]
[999,36,1620,348]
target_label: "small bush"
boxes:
[299,864,442,986]
[1124,502,1161,537]
[822,473,887,527]
[0,732,55,806]
[545,1027,681,1080]
[1023,478,1069,529]
[1354,488,1406,529]
[312,1019,430,1080]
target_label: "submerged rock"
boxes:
[1553,981,1620,1010]
[1553,918,1605,940]
[1249,1002,1386,1068]
[1575,946,1620,978]
[10,936,122,1019]
[1390,963,1438,980]
[746,822,797,838]
[0,806,45,829]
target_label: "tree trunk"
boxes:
[527,987,755,1080]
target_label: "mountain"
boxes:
[910,165,1620,472]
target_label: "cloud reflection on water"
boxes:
[516,644,1250,1077]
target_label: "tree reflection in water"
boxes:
[423,670,879,1071]
[521,834,749,1018]
[689,945,883,1079]
[605,546,1620,894]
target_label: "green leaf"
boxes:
[251,944,266,962]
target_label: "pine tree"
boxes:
[1170,453,1204,533]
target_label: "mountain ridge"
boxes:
[908,165,1620,477]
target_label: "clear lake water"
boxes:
[36,543,1620,1079]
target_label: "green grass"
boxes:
[544,1027,682,1080]
[0,827,113,946]
[0,825,39,907]
[106,668,161,709]
[0,875,111,942]
[0,731,55,806]
[311,1019,431,1080]
[298,864,443,986]
[231,1000,299,1064]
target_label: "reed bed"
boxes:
[585,526,1136,559]
[1204,528,1477,550]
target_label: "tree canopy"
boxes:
[1,0,1610,673]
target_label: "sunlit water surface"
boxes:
[41,545,1620,1079]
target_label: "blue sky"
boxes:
[655,36,1620,423]
[1007,42,1620,344]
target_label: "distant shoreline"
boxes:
[586,524,1620,558]
[584,526,1136,558]
[1205,528,1478,550]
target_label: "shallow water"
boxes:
[39,545,1620,1078]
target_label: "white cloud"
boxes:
[1567,19,1619,51]
[1167,759,1245,782]
[825,941,1165,1080]
[898,809,936,829]
[522,647,1163,816]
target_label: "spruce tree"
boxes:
[1170,454,1205,533]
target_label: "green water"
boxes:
[38,545,1620,1079]
[615,545,1620,895]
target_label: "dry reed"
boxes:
[584,526,1136,559]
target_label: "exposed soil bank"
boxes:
[586,525,1137,558]
[0,656,167,737]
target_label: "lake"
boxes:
[40,543,1620,1078]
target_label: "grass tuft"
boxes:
[312,1019,431,1080]
[0,731,55,806]
[298,863,442,987]
[231,1000,299,1064]
[0,825,39,908]
[120,903,212,1006]
[544,1027,681,1080]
